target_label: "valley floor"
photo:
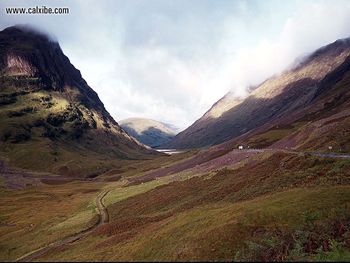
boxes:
[1,148,350,261]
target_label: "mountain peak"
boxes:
[0,25,81,90]
[1,24,56,42]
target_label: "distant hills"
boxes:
[164,37,350,152]
[0,26,158,176]
[119,117,179,148]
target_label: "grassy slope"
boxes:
[0,182,103,261]
[34,152,350,261]
[105,186,350,262]
[277,68,350,153]
[0,150,195,261]
[0,79,159,177]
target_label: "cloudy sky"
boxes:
[1,0,350,130]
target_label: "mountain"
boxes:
[165,37,350,149]
[231,55,350,153]
[119,117,179,148]
[0,25,157,176]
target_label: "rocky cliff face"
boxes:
[0,26,157,176]
[164,37,350,149]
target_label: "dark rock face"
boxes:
[165,37,350,149]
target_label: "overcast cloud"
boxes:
[1,0,350,129]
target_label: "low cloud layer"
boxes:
[1,0,350,129]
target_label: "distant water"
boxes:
[156,149,184,155]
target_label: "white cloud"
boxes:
[0,0,350,130]
[221,0,350,96]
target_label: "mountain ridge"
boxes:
[164,36,350,149]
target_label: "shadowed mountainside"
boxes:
[218,54,350,153]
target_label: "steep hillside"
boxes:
[165,38,350,149]
[0,26,157,176]
[119,118,178,148]
[220,53,350,153]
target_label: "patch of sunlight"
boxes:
[50,96,69,112]
[252,50,350,100]
[105,168,212,207]
[104,179,166,206]
[203,93,243,119]
[51,209,94,231]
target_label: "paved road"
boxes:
[278,149,350,159]
[307,152,350,159]
[243,148,350,159]
[16,190,110,262]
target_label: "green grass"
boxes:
[2,149,350,261]
[36,186,350,262]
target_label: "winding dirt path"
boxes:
[16,190,110,262]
